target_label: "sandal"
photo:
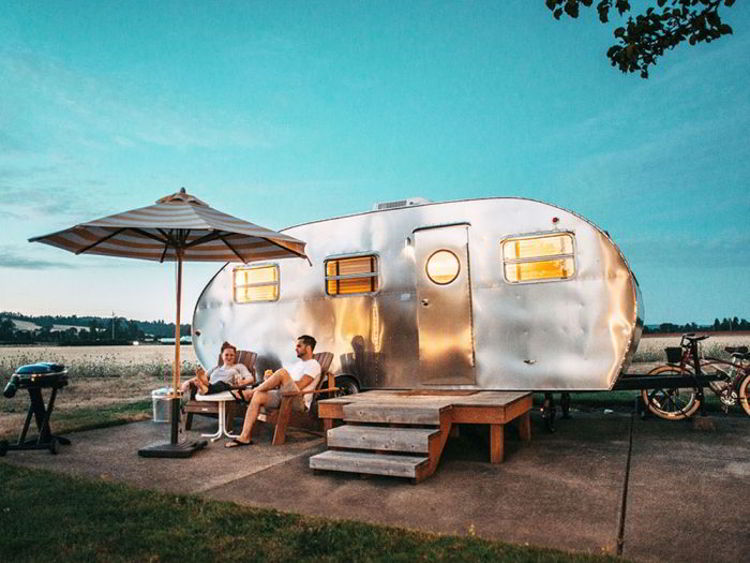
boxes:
[230,390,248,404]
[225,438,252,448]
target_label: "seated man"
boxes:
[225,334,320,447]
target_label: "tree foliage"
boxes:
[643,316,750,334]
[0,312,190,344]
[545,0,737,78]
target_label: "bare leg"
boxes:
[180,378,197,395]
[195,368,209,394]
[231,391,270,445]
[230,369,295,446]
[196,380,209,395]
[244,369,293,400]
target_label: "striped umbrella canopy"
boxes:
[29,188,306,263]
[29,188,307,456]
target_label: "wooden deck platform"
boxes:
[311,390,532,482]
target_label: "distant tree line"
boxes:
[0,312,191,345]
[644,317,750,334]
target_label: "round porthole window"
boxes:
[426,250,460,285]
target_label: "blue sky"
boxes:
[0,1,748,324]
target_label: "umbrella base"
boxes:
[138,439,208,458]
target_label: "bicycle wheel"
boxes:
[641,365,701,420]
[738,373,750,417]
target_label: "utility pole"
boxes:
[112,311,115,341]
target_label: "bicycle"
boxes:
[641,333,750,420]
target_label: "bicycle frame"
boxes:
[675,334,748,411]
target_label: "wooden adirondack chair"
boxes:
[184,350,257,431]
[258,351,337,445]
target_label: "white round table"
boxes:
[194,391,240,442]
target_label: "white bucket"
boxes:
[151,387,171,423]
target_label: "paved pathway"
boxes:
[2,410,748,561]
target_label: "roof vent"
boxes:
[372,197,431,211]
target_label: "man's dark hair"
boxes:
[297,334,316,350]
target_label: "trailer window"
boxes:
[426,250,460,285]
[502,234,575,283]
[233,264,279,303]
[325,255,378,295]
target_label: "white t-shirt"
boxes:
[207,363,252,385]
[285,358,322,410]
[284,359,321,383]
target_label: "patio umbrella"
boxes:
[29,188,308,458]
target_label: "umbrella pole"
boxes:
[138,249,206,458]
[169,251,183,444]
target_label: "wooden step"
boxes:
[327,425,438,454]
[342,403,445,425]
[309,449,429,478]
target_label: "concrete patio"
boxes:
[2,409,748,562]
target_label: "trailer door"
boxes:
[414,224,476,385]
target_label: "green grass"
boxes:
[0,400,152,441]
[0,463,618,562]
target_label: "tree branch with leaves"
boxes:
[545,0,737,78]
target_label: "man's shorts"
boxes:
[266,379,305,411]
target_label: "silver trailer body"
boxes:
[192,198,643,391]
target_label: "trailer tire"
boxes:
[641,366,701,420]
[334,376,359,397]
[738,373,750,417]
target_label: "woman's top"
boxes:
[206,362,252,386]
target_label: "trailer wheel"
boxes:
[641,366,701,420]
[738,373,750,417]
[334,376,359,397]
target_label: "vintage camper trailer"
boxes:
[192,197,643,392]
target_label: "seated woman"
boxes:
[180,342,255,397]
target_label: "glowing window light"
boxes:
[502,233,576,284]
[325,255,378,296]
[233,265,279,303]
[504,258,575,283]
[425,250,460,285]
[503,234,573,260]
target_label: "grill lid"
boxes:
[14,362,66,375]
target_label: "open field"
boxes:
[0,345,198,437]
[3,334,749,437]
[633,332,750,363]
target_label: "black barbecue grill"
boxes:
[1,362,71,455]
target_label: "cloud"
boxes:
[533,34,750,207]
[0,244,152,271]
[0,247,79,270]
[619,231,750,269]
[0,179,115,223]
[0,50,283,151]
